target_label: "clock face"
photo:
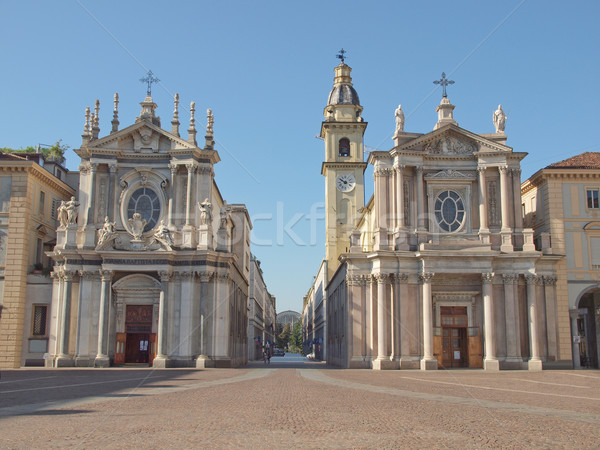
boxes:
[336,173,356,192]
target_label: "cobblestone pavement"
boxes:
[0,357,599,449]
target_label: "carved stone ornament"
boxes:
[128,213,147,241]
[419,272,434,283]
[424,135,477,155]
[424,169,475,180]
[199,198,212,225]
[502,273,519,285]
[481,272,494,284]
[139,127,153,145]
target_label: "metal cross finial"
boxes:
[140,70,160,96]
[336,48,347,64]
[433,72,455,98]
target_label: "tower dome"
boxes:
[326,63,361,107]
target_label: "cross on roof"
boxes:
[433,72,455,98]
[336,48,347,64]
[140,70,160,96]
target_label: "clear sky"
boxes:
[1,1,599,313]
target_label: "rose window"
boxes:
[434,190,465,232]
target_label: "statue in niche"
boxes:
[153,220,173,246]
[57,201,68,228]
[394,104,405,134]
[199,198,212,226]
[128,212,146,240]
[493,104,507,133]
[65,197,79,225]
[97,216,116,246]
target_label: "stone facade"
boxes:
[45,94,251,368]
[0,153,74,368]
[248,256,276,360]
[522,152,600,368]
[305,61,568,371]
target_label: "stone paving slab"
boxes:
[0,363,599,448]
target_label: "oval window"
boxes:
[434,190,465,232]
[127,187,161,233]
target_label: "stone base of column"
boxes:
[212,357,232,368]
[484,358,500,371]
[181,225,197,249]
[395,230,410,251]
[197,225,214,250]
[94,355,110,368]
[372,358,398,370]
[528,359,543,372]
[74,356,93,367]
[416,230,428,245]
[399,357,421,370]
[65,226,78,249]
[152,356,170,368]
[500,229,513,252]
[374,229,392,251]
[500,357,523,370]
[55,355,75,367]
[196,355,214,368]
[349,357,371,369]
[478,229,491,245]
[420,358,438,370]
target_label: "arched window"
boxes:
[127,187,161,232]
[434,190,465,232]
[338,138,350,157]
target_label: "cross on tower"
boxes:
[336,48,347,64]
[140,70,160,96]
[433,72,455,98]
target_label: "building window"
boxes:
[127,187,161,232]
[32,305,48,337]
[587,189,599,209]
[39,191,45,215]
[434,190,465,232]
[338,138,350,157]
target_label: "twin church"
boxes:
[2,56,571,370]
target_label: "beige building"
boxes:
[0,152,75,369]
[306,60,569,371]
[522,152,600,368]
[248,256,276,360]
[45,93,251,368]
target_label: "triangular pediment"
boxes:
[397,124,512,155]
[85,120,199,154]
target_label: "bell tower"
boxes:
[320,54,368,278]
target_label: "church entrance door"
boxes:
[440,306,468,368]
[121,304,154,366]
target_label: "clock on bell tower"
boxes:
[320,57,367,278]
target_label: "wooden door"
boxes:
[433,327,443,368]
[468,327,483,368]
[115,332,126,365]
[148,333,157,365]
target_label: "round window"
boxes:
[434,190,465,232]
[127,187,161,233]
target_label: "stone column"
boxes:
[168,163,177,227]
[570,310,581,369]
[499,166,513,252]
[477,167,490,243]
[511,169,523,231]
[55,271,75,366]
[420,272,436,370]
[94,269,113,367]
[86,163,97,226]
[525,274,542,370]
[482,272,499,370]
[416,166,425,232]
[154,271,170,367]
[185,164,195,227]
[107,163,117,220]
[543,276,558,361]
[373,273,392,369]
[395,165,405,227]
[502,274,521,365]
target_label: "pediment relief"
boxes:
[423,135,478,155]
[424,169,476,180]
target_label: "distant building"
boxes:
[277,310,301,328]
[522,152,600,368]
[0,152,75,368]
[248,256,276,360]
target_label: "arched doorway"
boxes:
[112,274,161,366]
[571,287,600,368]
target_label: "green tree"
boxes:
[1,140,68,165]
[276,323,291,350]
[289,319,303,351]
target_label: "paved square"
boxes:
[1,357,599,448]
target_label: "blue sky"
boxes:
[1,1,599,313]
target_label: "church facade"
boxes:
[46,93,251,368]
[307,60,570,370]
